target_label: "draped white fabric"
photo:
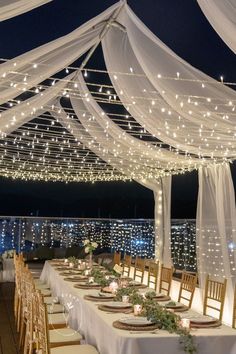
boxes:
[0,72,75,135]
[0,0,52,22]
[197,0,236,54]
[102,4,236,159]
[196,163,236,321]
[0,2,121,105]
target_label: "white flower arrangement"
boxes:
[2,249,14,259]
[83,239,98,254]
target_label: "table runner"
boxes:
[41,261,236,354]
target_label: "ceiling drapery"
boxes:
[0,1,236,182]
[197,0,236,54]
[0,0,52,22]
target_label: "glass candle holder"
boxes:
[181,318,190,329]
[122,295,129,303]
[64,258,68,264]
[88,276,94,284]
[109,280,119,293]
[133,304,142,316]
[69,262,74,268]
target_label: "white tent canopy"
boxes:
[197,0,236,55]
[0,0,52,22]
[1,0,236,320]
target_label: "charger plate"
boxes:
[84,294,115,302]
[113,320,159,331]
[74,283,101,290]
[64,276,88,282]
[98,304,133,313]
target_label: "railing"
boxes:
[0,216,196,271]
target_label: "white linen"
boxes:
[197,0,236,54]
[0,0,52,22]
[41,262,236,354]
[0,72,74,135]
[102,4,236,158]
[196,163,236,324]
[2,258,14,282]
[0,2,121,104]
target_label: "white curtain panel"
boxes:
[197,0,236,54]
[196,163,236,323]
[53,101,172,265]
[102,4,236,159]
[0,0,52,22]
[0,2,121,105]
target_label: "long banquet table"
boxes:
[41,261,236,354]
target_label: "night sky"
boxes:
[0,0,235,219]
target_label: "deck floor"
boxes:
[0,282,21,354]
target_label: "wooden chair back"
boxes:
[159,265,173,296]
[123,254,132,277]
[113,252,121,266]
[178,272,197,308]
[134,257,146,283]
[35,293,50,354]
[147,261,159,290]
[232,285,236,329]
[203,275,227,322]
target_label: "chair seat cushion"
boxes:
[49,328,82,343]
[51,345,99,354]
[47,304,65,314]
[48,313,67,325]
[44,296,59,304]
[35,283,50,290]
[40,289,52,296]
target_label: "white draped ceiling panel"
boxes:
[197,0,236,54]
[0,0,52,22]
[0,72,75,135]
[102,4,236,159]
[0,2,121,105]
[196,163,236,324]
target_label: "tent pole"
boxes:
[79,2,125,71]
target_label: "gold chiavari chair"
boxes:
[133,256,146,283]
[147,261,159,290]
[35,294,99,354]
[232,285,236,329]
[178,272,197,308]
[203,275,227,322]
[113,251,121,266]
[159,265,173,296]
[123,254,132,277]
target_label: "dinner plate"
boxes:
[103,301,132,309]
[119,316,152,326]
[190,316,216,324]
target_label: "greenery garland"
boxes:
[87,268,197,353]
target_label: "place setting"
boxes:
[113,316,160,332]
[97,301,133,314]
[84,291,115,302]
[64,275,89,282]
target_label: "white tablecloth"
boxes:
[2,258,15,282]
[41,261,236,354]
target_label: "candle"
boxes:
[134,304,142,316]
[109,281,118,293]
[84,269,90,276]
[122,295,129,303]
[105,275,110,280]
[69,262,73,268]
[181,318,190,329]
[64,258,68,264]
[88,276,94,284]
